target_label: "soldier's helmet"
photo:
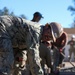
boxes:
[71,35,75,39]
[33,12,44,18]
[49,22,63,41]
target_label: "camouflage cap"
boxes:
[33,12,44,18]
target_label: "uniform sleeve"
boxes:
[0,35,14,74]
[51,32,68,50]
[11,17,43,75]
[60,32,68,48]
[26,25,43,75]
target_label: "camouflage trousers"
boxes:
[12,48,27,75]
[68,48,75,61]
[0,38,14,75]
[12,48,43,75]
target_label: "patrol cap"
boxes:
[49,22,63,42]
[33,12,44,18]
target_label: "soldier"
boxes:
[31,12,53,75]
[0,15,64,75]
[0,15,43,75]
[13,12,43,75]
[39,22,65,75]
[68,35,75,61]
[14,12,44,75]
[31,13,62,75]
[51,30,68,75]
[31,12,44,22]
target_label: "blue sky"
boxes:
[0,0,74,28]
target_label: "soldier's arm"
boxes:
[60,32,68,48]
[10,16,43,75]
[25,23,43,75]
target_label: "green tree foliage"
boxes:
[0,7,26,19]
[68,0,75,16]
[0,7,15,16]
[68,0,75,28]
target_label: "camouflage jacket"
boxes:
[0,15,42,49]
[0,15,43,75]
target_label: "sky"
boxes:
[0,0,74,28]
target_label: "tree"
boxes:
[0,7,15,16]
[20,14,27,19]
[0,7,26,19]
[68,0,75,28]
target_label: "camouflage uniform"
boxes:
[39,42,53,75]
[52,32,67,72]
[68,39,75,61]
[0,15,43,75]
